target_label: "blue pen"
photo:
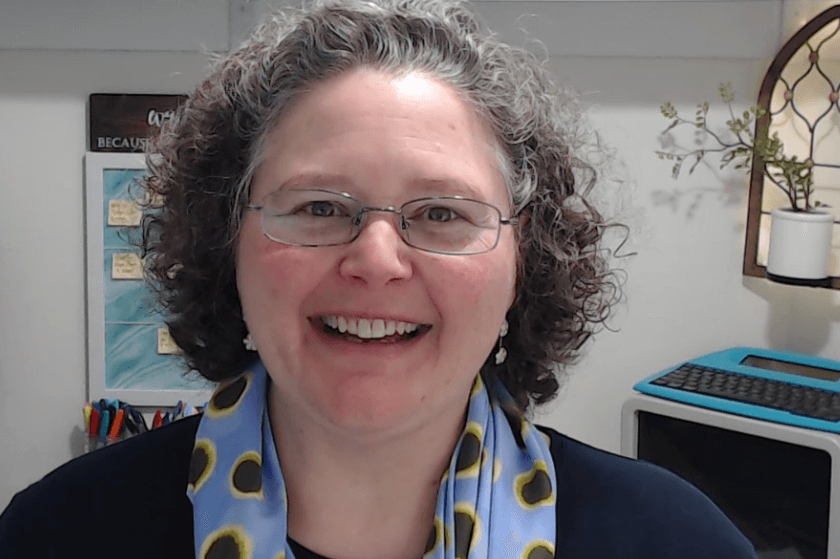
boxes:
[162,411,171,426]
[99,409,111,444]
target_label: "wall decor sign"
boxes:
[85,152,213,406]
[89,94,186,153]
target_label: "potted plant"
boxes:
[656,82,834,283]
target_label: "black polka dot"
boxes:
[520,469,552,506]
[232,458,261,494]
[189,441,214,492]
[525,543,554,559]
[455,432,481,474]
[212,376,248,410]
[424,519,440,554]
[205,534,240,559]
[189,446,209,486]
[454,511,475,559]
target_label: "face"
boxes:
[237,67,517,438]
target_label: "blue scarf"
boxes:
[187,361,556,559]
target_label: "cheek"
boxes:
[236,220,316,319]
[432,252,517,335]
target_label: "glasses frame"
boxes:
[245,189,518,255]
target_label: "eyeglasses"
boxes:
[245,189,517,255]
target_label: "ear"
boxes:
[508,208,530,311]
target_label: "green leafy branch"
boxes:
[656,82,818,211]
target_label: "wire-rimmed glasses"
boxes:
[245,188,516,255]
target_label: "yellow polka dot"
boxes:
[205,372,252,418]
[493,457,502,483]
[522,539,555,559]
[188,438,216,494]
[273,553,286,559]
[514,460,554,510]
[470,375,484,397]
[230,450,263,499]
[200,525,252,559]
[520,417,531,442]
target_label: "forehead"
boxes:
[252,67,510,207]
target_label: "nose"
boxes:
[338,212,413,286]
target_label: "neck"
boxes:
[268,384,469,559]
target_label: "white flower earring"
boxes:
[494,319,509,365]
[243,333,257,352]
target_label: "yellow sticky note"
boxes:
[111,253,144,280]
[108,199,142,227]
[157,327,180,355]
[144,190,165,208]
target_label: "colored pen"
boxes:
[152,409,163,429]
[99,409,111,443]
[89,408,101,438]
[83,403,92,433]
[109,408,125,440]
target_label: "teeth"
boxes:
[321,315,422,339]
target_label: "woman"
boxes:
[0,1,757,558]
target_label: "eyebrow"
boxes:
[275,173,488,201]
[277,173,354,192]
[406,177,486,200]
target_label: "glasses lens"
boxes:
[260,189,358,246]
[400,198,501,254]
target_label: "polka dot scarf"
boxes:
[187,360,556,559]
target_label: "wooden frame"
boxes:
[744,5,840,288]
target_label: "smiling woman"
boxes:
[0,1,759,559]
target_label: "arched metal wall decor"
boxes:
[744,4,840,288]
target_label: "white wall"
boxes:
[3,0,840,511]
[0,51,210,510]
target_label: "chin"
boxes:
[318,382,437,436]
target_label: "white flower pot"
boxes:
[766,208,834,284]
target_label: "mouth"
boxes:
[315,315,431,344]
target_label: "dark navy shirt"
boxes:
[0,415,757,558]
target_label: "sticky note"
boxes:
[107,199,142,227]
[157,327,180,355]
[111,253,144,280]
[144,190,165,208]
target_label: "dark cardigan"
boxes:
[0,415,757,559]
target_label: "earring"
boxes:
[494,319,508,365]
[243,333,257,352]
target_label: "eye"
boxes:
[423,205,460,223]
[299,200,347,217]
